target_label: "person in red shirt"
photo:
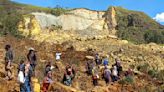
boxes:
[42,71,53,92]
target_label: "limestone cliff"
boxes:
[105,7,117,35]
[18,8,117,43]
[18,15,41,36]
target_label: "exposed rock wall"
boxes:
[31,8,106,31]
[105,7,117,34]
[18,7,117,42]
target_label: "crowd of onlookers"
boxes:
[4,44,134,92]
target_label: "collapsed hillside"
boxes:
[0,1,164,92]
[0,35,163,92]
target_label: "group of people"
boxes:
[86,53,126,86]
[4,44,76,92]
[4,44,133,92]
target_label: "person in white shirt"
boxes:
[55,52,61,61]
[111,65,119,82]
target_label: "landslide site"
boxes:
[0,0,164,92]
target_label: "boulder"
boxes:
[85,56,95,60]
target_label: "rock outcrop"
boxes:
[18,8,118,43]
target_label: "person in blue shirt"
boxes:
[24,62,33,92]
[103,57,109,66]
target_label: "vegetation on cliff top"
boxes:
[0,0,68,38]
[113,7,164,44]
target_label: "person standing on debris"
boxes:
[44,61,54,76]
[24,61,33,92]
[92,66,99,86]
[114,58,122,76]
[4,44,14,80]
[18,60,26,92]
[111,65,119,82]
[27,47,37,72]
[95,53,102,65]
[103,66,111,84]
[55,46,62,62]
[54,46,62,70]
[63,65,76,86]
[42,71,53,92]
[86,60,95,75]
[103,56,109,66]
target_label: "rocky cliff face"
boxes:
[18,8,117,43]
[32,9,106,30]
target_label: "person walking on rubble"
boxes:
[63,65,76,86]
[4,44,14,80]
[27,47,37,73]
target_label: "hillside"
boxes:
[0,35,163,92]
[114,7,164,44]
[0,1,164,92]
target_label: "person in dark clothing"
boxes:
[44,61,54,76]
[103,66,111,84]
[5,44,14,80]
[86,61,94,75]
[27,48,37,72]
[114,58,122,76]
[24,61,33,92]
[18,60,25,74]
[63,65,75,86]
[18,60,26,92]
[95,53,102,65]
[91,66,99,86]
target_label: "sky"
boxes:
[11,0,164,24]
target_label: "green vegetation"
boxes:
[0,0,24,38]
[0,1,68,38]
[137,63,164,82]
[156,70,164,81]
[50,5,69,16]
[112,7,164,44]
[137,63,149,73]
[148,69,158,78]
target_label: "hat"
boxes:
[29,47,35,51]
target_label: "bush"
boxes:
[1,11,23,38]
[50,5,69,16]
[137,63,149,73]
[118,76,134,85]
[144,30,164,44]
[156,70,164,81]
[148,69,157,78]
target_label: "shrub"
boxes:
[148,69,157,78]
[137,63,149,73]
[118,76,134,85]
[144,30,164,44]
[50,5,69,16]
[156,70,164,81]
